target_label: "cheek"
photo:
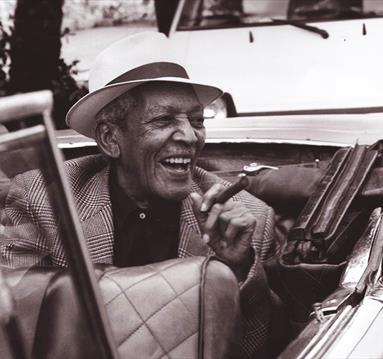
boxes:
[139,138,162,176]
[196,128,206,152]
[142,155,155,175]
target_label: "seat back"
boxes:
[33,257,241,359]
[0,91,117,359]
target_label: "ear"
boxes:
[95,122,121,158]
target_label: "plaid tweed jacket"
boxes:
[0,154,275,269]
[0,154,278,357]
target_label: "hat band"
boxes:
[107,62,189,85]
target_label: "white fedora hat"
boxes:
[66,31,223,138]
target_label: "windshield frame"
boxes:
[174,0,383,32]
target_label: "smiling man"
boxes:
[95,82,211,268]
[0,32,281,356]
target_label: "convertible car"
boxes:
[1,90,383,358]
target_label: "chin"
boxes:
[156,186,190,202]
[163,190,189,202]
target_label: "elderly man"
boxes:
[1,32,282,356]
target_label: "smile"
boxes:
[160,157,192,173]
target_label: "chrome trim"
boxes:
[58,141,97,149]
[243,163,278,175]
[240,105,383,117]
[284,208,383,358]
[340,208,382,289]
[204,138,348,146]
[366,278,383,302]
[297,305,356,359]
[323,298,383,358]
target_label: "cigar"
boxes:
[214,174,250,204]
[198,175,250,243]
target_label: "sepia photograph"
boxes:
[0,1,383,358]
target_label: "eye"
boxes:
[189,116,205,128]
[150,115,174,127]
[155,115,174,123]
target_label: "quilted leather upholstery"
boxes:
[99,256,240,358]
[20,256,241,359]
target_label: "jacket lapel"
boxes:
[72,158,114,264]
[178,181,211,259]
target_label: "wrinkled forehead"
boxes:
[131,81,203,115]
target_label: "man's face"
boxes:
[115,82,205,204]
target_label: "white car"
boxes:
[167,0,383,117]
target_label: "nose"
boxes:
[172,118,198,144]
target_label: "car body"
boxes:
[57,111,383,151]
[167,0,383,116]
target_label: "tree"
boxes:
[8,0,63,94]
[6,0,87,129]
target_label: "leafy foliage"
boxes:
[52,58,88,129]
[0,19,88,129]
[0,21,12,97]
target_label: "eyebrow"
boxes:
[189,105,204,114]
[148,105,204,118]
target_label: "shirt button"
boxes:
[139,212,146,220]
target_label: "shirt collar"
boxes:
[109,163,141,221]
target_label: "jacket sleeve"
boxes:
[232,191,285,358]
[0,171,55,268]
[232,190,277,285]
[193,167,279,281]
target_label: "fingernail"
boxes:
[200,203,208,212]
[202,234,210,244]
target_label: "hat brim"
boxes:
[66,77,223,138]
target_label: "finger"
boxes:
[190,192,206,231]
[223,217,245,244]
[200,183,225,213]
[203,203,224,245]
[207,204,248,248]
[223,213,256,244]
[190,192,203,212]
[218,205,248,235]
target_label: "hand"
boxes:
[190,183,256,279]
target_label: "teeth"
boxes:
[164,157,191,164]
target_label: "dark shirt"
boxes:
[109,169,181,267]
